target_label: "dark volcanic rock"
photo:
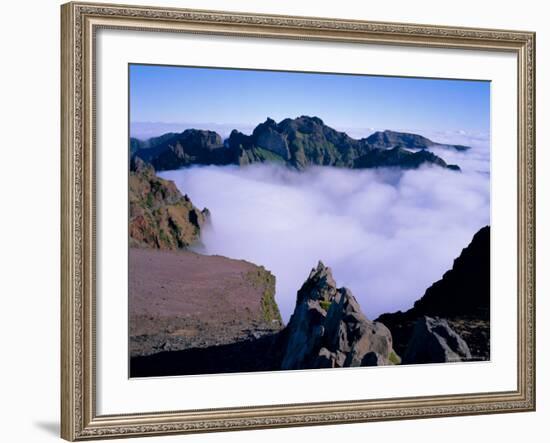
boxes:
[281,261,398,370]
[413,226,490,318]
[376,226,490,360]
[402,316,472,364]
[133,116,462,171]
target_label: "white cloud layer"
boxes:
[160,150,490,323]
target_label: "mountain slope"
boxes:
[129,156,209,249]
[130,259,399,377]
[129,248,284,361]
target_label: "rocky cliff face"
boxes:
[129,156,209,249]
[133,116,463,172]
[281,261,398,370]
[412,226,490,318]
[376,226,490,361]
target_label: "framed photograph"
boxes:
[61,1,536,440]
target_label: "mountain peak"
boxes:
[297,115,324,125]
[298,261,337,304]
[262,117,277,127]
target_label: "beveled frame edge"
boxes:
[60,1,536,441]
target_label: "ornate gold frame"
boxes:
[61,1,536,440]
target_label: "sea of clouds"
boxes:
[159,139,490,322]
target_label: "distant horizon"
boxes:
[130,118,490,149]
[130,64,490,141]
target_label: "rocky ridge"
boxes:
[132,116,463,172]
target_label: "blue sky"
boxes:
[129,64,490,138]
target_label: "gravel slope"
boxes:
[129,248,283,358]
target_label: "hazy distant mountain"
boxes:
[131,116,463,171]
[130,130,228,169]
[366,129,470,151]
[130,132,179,155]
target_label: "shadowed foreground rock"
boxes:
[131,332,287,377]
[402,316,472,364]
[376,226,490,361]
[281,262,398,370]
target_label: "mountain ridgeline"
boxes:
[131,116,465,172]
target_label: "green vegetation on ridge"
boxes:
[132,116,463,172]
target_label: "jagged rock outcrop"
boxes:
[401,316,472,364]
[129,156,209,249]
[376,226,490,360]
[281,261,398,370]
[133,116,463,172]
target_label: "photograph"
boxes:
[128,64,491,378]
[56,2,536,440]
